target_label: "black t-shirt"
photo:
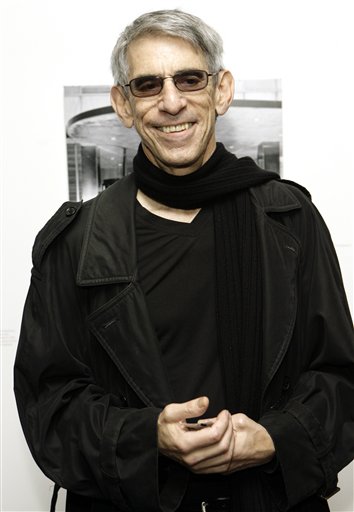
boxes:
[135,201,225,418]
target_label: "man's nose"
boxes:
[157,78,187,114]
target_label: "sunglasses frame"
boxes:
[123,70,218,97]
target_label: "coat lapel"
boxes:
[251,181,302,394]
[77,175,173,407]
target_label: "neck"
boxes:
[136,189,201,223]
[142,140,217,176]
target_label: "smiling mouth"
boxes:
[157,122,193,134]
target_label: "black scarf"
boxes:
[134,143,278,210]
[134,143,279,417]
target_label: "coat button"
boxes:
[119,394,128,406]
[282,377,291,391]
[65,206,76,217]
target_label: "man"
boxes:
[14,9,354,512]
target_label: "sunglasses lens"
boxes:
[175,71,208,91]
[131,76,162,97]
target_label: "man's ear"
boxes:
[110,86,134,128]
[215,70,235,116]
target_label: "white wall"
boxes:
[1,0,353,510]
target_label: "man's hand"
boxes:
[157,398,275,474]
[158,396,236,473]
[190,413,275,474]
[228,413,275,472]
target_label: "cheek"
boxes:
[131,104,152,130]
[130,110,155,143]
[199,95,217,120]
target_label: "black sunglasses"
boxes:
[124,70,218,98]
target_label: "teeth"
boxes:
[158,123,192,133]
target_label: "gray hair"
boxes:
[111,9,224,86]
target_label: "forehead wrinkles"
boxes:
[126,35,208,78]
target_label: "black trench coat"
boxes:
[14,175,354,512]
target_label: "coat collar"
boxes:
[250,179,303,213]
[76,175,138,286]
[77,176,303,287]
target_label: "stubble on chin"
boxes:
[142,142,215,176]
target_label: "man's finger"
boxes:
[161,396,209,424]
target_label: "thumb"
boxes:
[183,396,210,421]
[162,396,209,424]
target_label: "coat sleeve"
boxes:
[259,193,354,510]
[13,212,171,512]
